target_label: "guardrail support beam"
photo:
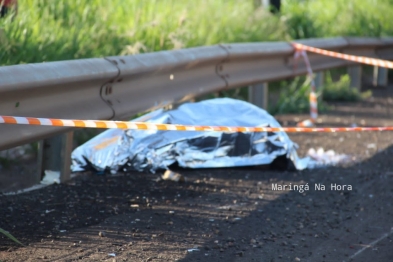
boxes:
[37,131,74,183]
[315,72,324,99]
[373,66,388,87]
[248,83,268,110]
[315,72,324,88]
[347,65,362,90]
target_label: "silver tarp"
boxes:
[71,98,310,174]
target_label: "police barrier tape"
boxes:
[292,42,392,127]
[293,42,393,69]
[0,115,392,133]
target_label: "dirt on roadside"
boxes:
[1,87,393,262]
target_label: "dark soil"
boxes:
[1,87,393,262]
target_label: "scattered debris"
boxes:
[162,170,185,182]
[217,205,235,210]
[297,119,314,127]
[367,143,377,149]
[187,248,200,252]
[306,148,352,168]
[41,170,60,185]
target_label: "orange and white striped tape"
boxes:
[293,43,393,69]
[1,115,393,133]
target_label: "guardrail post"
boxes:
[347,65,362,90]
[373,66,388,87]
[248,83,268,110]
[315,72,324,88]
[315,72,324,99]
[37,131,74,183]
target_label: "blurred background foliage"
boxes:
[1,0,392,65]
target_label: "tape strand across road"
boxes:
[293,42,393,69]
[1,115,393,133]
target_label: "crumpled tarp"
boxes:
[71,98,311,174]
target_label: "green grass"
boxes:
[269,76,329,115]
[1,0,393,66]
[282,0,393,38]
[0,228,24,246]
[0,156,14,169]
[269,72,372,115]
[322,73,372,102]
[0,0,287,65]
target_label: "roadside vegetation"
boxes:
[270,73,372,115]
[1,0,392,65]
[0,227,23,246]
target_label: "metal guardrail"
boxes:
[0,58,118,149]
[1,36,393,151]
[0,36,393,181]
